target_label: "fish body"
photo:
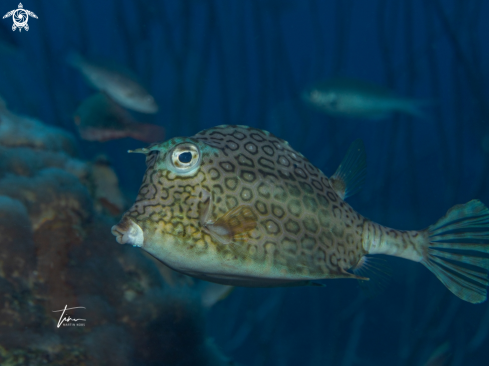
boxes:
[68,53,158,114]
[302,78,426,119]
[74,93,164,143]
[112,125,489,303]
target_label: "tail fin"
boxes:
[422,200,489,304]
[129,123,165,143]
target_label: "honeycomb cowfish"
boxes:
[74,93,165,143]
[302,78,428,120]
[68,53,158,114]
[112,125,489,304]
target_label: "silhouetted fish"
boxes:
[73,93,164,143]
[112,125,489,304]
[303,78,429,119]
[68,53,159,114]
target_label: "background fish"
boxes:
[73,93,165,143]
[68,52,159,114]
[302,77,429,119]
[112,125,489,304]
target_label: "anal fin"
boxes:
[330,139,367,200]
[351,255,391,297]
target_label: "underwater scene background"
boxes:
[0,0,489,365]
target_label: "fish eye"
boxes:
[178,152,192,163]
[168,143,201,174]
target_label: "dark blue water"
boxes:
[0,0,488,365]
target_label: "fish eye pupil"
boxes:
[178,152,192,163]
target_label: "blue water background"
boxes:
[1,0,489,365]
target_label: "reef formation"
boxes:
[0,104,232,366]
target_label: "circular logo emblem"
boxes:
[2,3,38,32]
[12,9,28,28]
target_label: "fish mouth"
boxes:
[111,216,144,247]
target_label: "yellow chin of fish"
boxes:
[112,215,219,274]
[111,216,145,247]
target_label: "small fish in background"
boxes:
[113,125,489,304]
[73,92,165,143]
[68,52,159,114]
[302,77,429,120]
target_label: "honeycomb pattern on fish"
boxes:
[126,125,369,280]
[115,125,489,303]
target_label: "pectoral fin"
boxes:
[330,139,367,200]
[204,205,257,245]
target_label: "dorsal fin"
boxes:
[330,139,367,200]
[204,205,257,245]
